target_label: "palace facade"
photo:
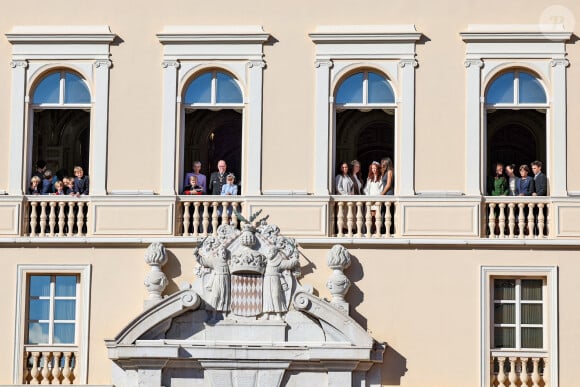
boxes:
[1,1,580,386]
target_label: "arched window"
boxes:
[334,70,396,183]
[485,70,548,194]
[30,70,92,188]
[182,70,243,193]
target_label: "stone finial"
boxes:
[144,242,168,306]
[326,244,352,314]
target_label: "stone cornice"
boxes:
[5,25,115,44]
[460,24,572,42]
[309,24,421,43]
[157,25,269,44]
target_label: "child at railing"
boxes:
[73,166,89,196]
[41,170,57,194]
[183,175,203,195]
[54,181,66,195]
[220,174,238,218]
[63,176,74,195]
[28,176,41,195]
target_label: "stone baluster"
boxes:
[374,202,382,237]
[520,357,530,387]
[61,352,73,384]
[30,202,38,237]
[498,203,506,237]
[490,357,497,387]
[488,203,496,238]
[67,202,75,237]
[545,204,551,238]
[40,351,51,384]
[76,202,85,236]
[346,202,354,237]
[231,203,240,228]
[507,203,516,238]
[23,204,30,237]
[384,201,392,237]
[58,202,66,237]
[518,203,526,239]
[202,202,210,236]
[527,203,535,239]
[537,203,545,238]
[39,202,48,237]
[336,202,344,237]
[531,357,541,387]
[23,351,30,383]
[29,351,41,384]
[326,244,351,314]
[355,202,363,237]
[182,202,191,236]
[542,358,549,387]
[52,351,62,383]
[365,202,372,238]
[192,202,201,236]
[497,356,507,387]
[221,201,229,225]
[48,202,57,236]
[394,201,400,237]
[144,242,168,308]
[508,357,517,386]
[211,202,219,236]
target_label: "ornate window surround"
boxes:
[309,25,421,196]
[5,25,115,196]
[157,25,269,196]
[480,265,558,387]
[461,24,572,196]
[13,264,92,384]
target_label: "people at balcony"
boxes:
[209,160,228,195]
[335,162,354,195]
[183,160,207,194]
[531,160,547,196]
[516,165,535,196]
[488,162,508,196]
[350,160,363,195]
[62,176,74,195]
[505,164,519,196]
[28,176,41,195]
[183,175,203,195]
[53,181,66,195]
[364,161,383,196]
[31,160,47,182]
[73,166,89,196]
[41,170,57,195]
[380,157,394,195]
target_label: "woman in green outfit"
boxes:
[488,162,509,196]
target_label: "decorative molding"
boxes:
[144,243,169,306]
[247,60,266,69]
[464,59,484,68]
[9,60,28,69]
[310,24,421,43]
[156,25,269,44]
[94,59,112,68]
[550,58,570,67]
[5,25,115,44]
[315,59,333,69]
[460,24,572,42]
[162,60,180,69]
[399,59,418,68]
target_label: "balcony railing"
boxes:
[331,196,397,238]
[24,197,90,237]
[483,197,550,239]
[491,351,548,387]
[176,196,245,237]
[23,346,79,384]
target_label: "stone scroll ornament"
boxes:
[193,210,301,321]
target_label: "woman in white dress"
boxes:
[364,161,383,232]
[335,161,354,195]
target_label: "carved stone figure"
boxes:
[326,244,352,314]
[262,247,300,318]
[195,245,231,320]
[144,242,168,303]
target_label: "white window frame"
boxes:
[5,26,115,196]
[309,25,421,196]
[157,26,269,196]
[480,266,558,387]
[14,264,91,384]
[461,24,572,197]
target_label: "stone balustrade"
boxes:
[484,197,550,239]
[23,347,78,384]
[491,352,547,387]
[24,197,89,237]
[331,196,397,238]
[177,196,245,236]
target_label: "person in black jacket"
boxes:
[208,160,228,195]
[531,160,547,196]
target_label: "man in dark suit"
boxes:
[208,160,227,195]
[531,160,547,196]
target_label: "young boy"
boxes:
[183,175,203,195]
[62,176,74,195]
[28,176,42,195]
[54,181,66,195]
[41,170,57,194]
[73,166,89,196]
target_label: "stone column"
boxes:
[160,60,180,195]
[245,60,266,195]
[8,60,28,195]
[314,59,333,195]
[550,58,569,197]
[398,59,418,196]
[92,59,112,195]
[464,59,484,196]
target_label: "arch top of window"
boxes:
[335,71,395,107]
[31,71,91,106]
[485,70,547,106]
[183,70,244,106]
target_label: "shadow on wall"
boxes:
[380,345,408,385]
[345,253,367,330]
[164,250,183,295]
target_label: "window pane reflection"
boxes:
[494,279,515,300]
[29,276,50,297]
[184,72,212,104]
[494,303,515,324]
[29,299,50,321]
[54,323,75,344]
[336,72,363,104]
[28,322,49,344]
[494,327,515,348]
[64,72,91,104]
[519,72,547,103]
[521,327,543,348]
[55,276,77,297]
[33,73,60,104]
[486,72,514,104]
[216,72,242,103]
[55,300,76,320]
[368,72,395,103]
